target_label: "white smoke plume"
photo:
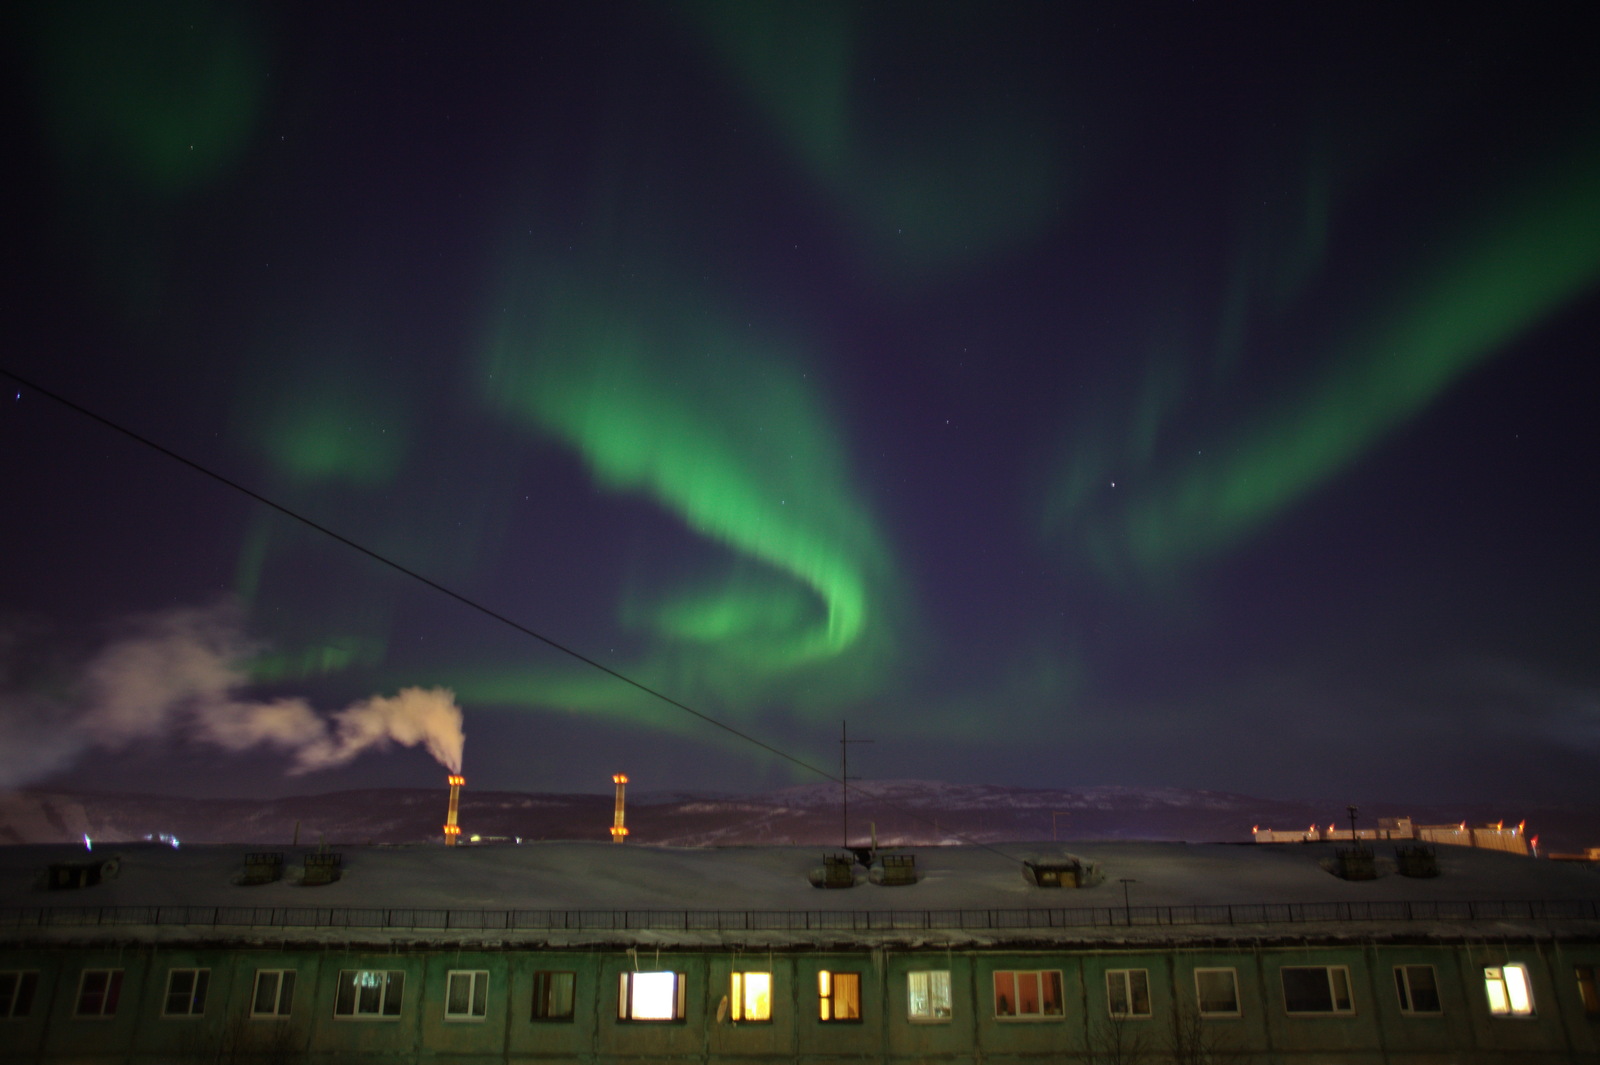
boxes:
[0,603,464,788]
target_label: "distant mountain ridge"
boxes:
[2,781,1594,852]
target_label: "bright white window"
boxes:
[532,971,575,1021]
[1107,969,1151,1018]
[1394,965,1441,1015]
[1195,969,1240,1017]
[730,972,771,1022]
[618,971,684,1021]
[251,970,295,1018]
[163,969,210,1017]
[1484,963,1534,1017]
[818,970,861,1021]
[75,970,123,1017]
[0,972,39,1018]
[993,970,1064,1019]
[334,970,404,1018]
[445,970,489,1020]
[907,970,952,1021]
[1280,966,1353,1015]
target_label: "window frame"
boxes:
[74,969,123,1019]
[1194,968,1241,1018]
[0,971,39,1019]
[1106,968,1152,1019]
[730,971,772,1023]
[992,969,1065,1020]
[617,971,686,1023]
[531,970,576,1022]
[333,969,405,1020]
[444,970,489,1021]
[162,968,210,1018]
[1393,964,1442,1016]
[1279,965,1353,1016]
[1576,964,1599,1016]
[1483,963,1535,1018]
[906,969,952,1022]
[250,969,296,1019]
[817,970,862,1023]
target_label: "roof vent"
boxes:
[870,852,918,886]
[238,852,285,886]
[1022,853,1102,888]
[808,853,858,889]
[1395,845,1439,878]
[46,857,120,890]
[301,851,343,886]
[1334,847,1377,881]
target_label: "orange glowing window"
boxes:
[818,970,861,1021]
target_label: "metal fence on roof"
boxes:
[1,898,1596,933]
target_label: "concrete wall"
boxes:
[1,939,1597,1061]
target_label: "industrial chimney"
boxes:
[610,773,629,842]
[444,774,464,846]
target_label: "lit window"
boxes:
[1107,969,1151,1018]
[1484,964,1534,1017]
[1577,965,1600,1016]
[445,971,489,1020]
[731,972,771,1022]
[532,971,575,1021]
[163,969,210,1017]
[818,971,861,1022]
[618,971,684,1022]
[1393,965,1441,1015]
[993,970,1064,1019]
[1280,966,1353,1015]
[907,970,952,1021]
[251,970,295,1018]
[75,970,123,1018]
[334,970,404,1019]
[1194,969,1240,1017]
[0,972,39,1018]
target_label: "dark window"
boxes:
[1576,965,1599,1016]
[75,970,123,1017]
[1195,969,1240,1016]
[1394,965,1441,1015]
[1281,966,1353,1015]
[532,971,575,1021]
[0,972,39,1018]
[163,969,209,1017]
[251,970,295,1018]
[1107,969,1151,1018]
[445,971,489,1020]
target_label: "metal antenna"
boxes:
[841,721,874,848]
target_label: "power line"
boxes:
[1,365,1028,866]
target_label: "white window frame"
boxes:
[1194,968,1241,1018]
[818,970,862,1022]
[250,969,295,1018]
[0,971,40,1019]
[618,971,685,1022]
[907,970,952,1022]
[1107,968,1152,1018]
[1280,965,1353,1016]
[531,971,575,1022]
[730,971,772,1023]
[992,970,1065,1020]
[445,970,489,1021]
[1393,965,1442,1015]
[334,970,405,1020]
[75,969,123,1018]
[162,968,210,1018]
[1484,963,1535,1018]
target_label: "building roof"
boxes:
[3,840,1596,950]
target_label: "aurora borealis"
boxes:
[3,3,1597,805]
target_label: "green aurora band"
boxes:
[1046,143,1600,583]
[468,270,904,719]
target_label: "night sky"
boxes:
[3,3,1598,806]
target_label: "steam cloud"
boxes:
[0,604,464,788]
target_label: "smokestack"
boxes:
[610,773,628,842]
[444,774,464,846]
